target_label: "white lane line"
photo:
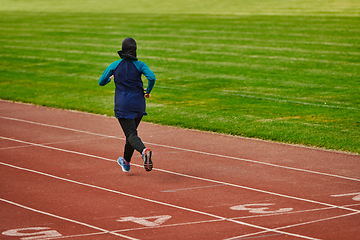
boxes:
[332,192,360,201]
[161,184,225,193]
[43,231,108,240]
[0,136,108,151]
[0,136,114,162]
[1,136,359,215]
[0,161,319,240]
[331,192,360,197]
[0,116,122,139]
[147,142,360,182]
[0,198,139,240]
[1,115,359,182]
[232,203,360,220]
[227,211,360,240]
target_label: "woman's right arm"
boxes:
[99,60,121,86]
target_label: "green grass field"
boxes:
[0,0,359,153]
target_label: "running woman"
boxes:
[99,37,155,172]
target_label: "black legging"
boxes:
[117,116,146,162]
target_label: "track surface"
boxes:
[0,100,359,240]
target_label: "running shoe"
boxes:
[142,148,153,172]
[117,157,130,172]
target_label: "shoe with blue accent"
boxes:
[117,157,130,172]
[142,148,153,172]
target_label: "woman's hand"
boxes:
[144,89,150,98]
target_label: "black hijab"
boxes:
[118,37,138,60]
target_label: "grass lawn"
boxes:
[0,0,359,153]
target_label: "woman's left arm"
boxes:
[135,61,156,94]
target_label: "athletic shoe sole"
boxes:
[143,149,153,172]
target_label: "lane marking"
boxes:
[232,203,360,220]
[0,136,114,162]
[37,231,107,240]
[1,136,359,214]
[227,211,360,240]
[332,192,360,197]
[0,116,122,140]
[0,161,321,240]
[0,198,138,240]
[1,115,359,182]
[332,192,360,201]
[161,184,225,193]
[0,136,108,151]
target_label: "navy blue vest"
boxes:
[113,59,146,119]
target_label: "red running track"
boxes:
[0,100,359,240]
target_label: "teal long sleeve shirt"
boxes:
[99,59,156,94]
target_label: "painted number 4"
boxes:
[230,203,293,214]
[117,215,172,227]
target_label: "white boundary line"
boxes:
[1,136,359,215]
[226,211,360,240]
[0,198,138,240]
[332,192,360,197]
[0,136,108,151]
[1,115,359,182]
[0,161,319,240]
